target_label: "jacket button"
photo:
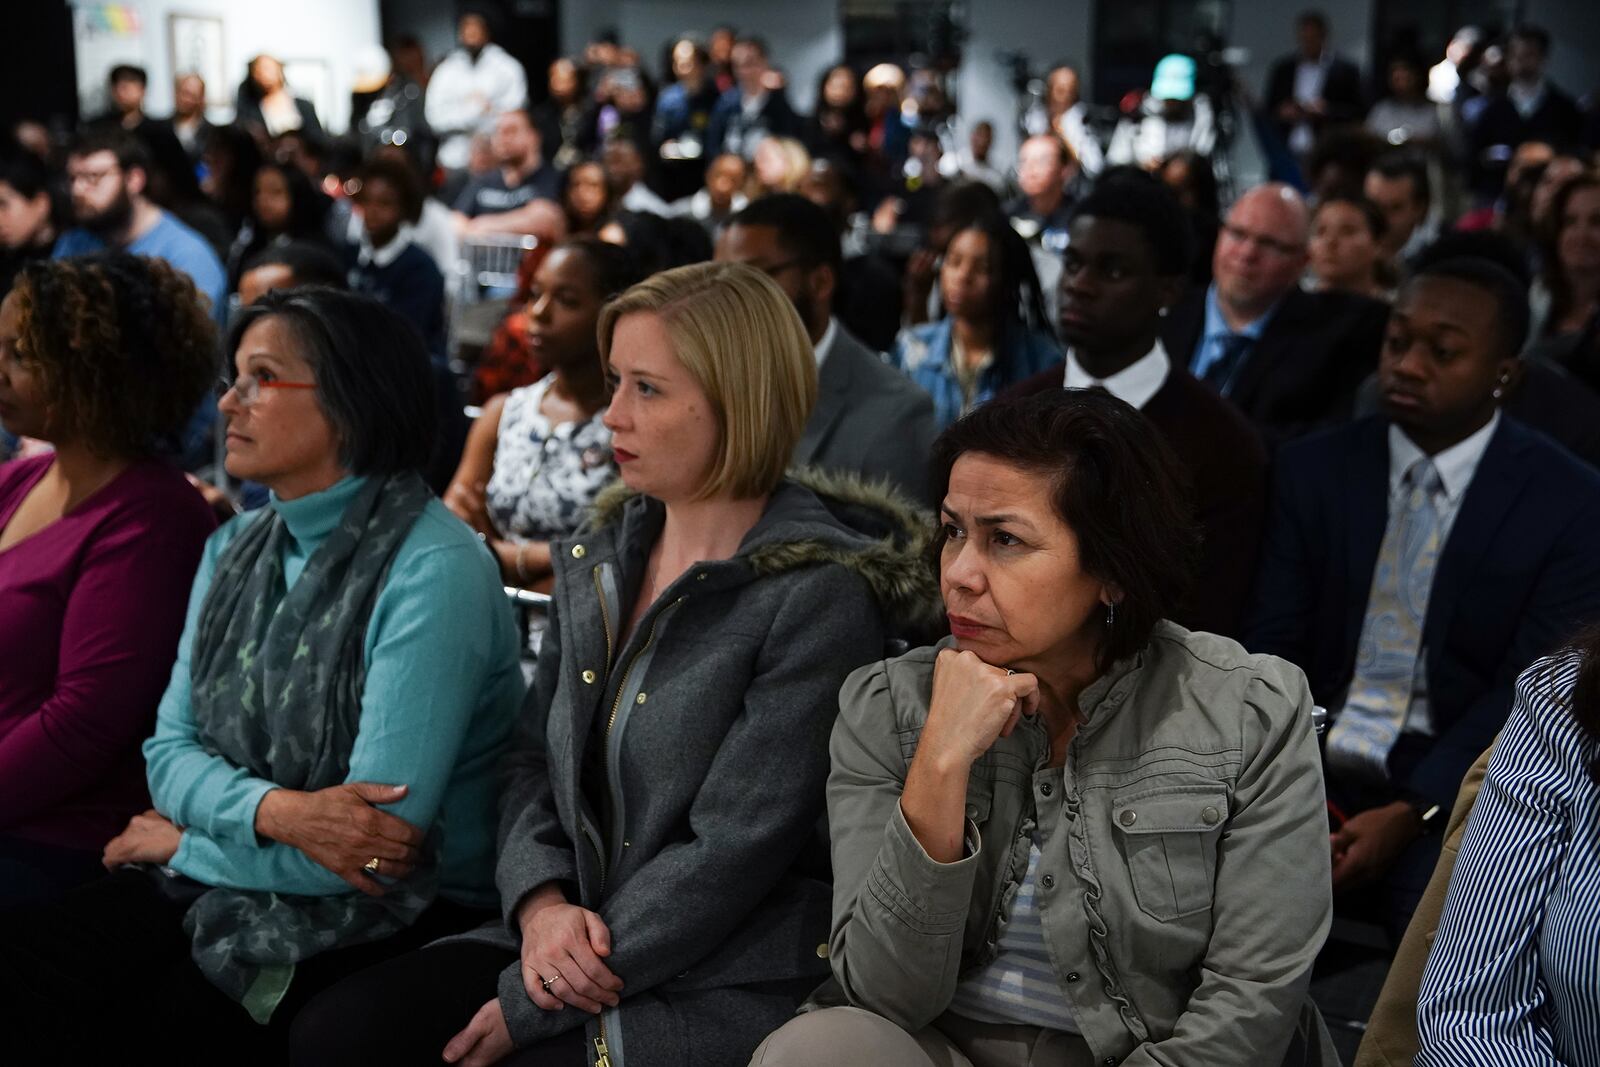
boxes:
[965,804,979,819]
[582,670,596,684]
[1065,971,1080,983]
[635,692,648,705]
[815,943,829,959]
[571,544,586,559]
[1040,874,1055,889]
[696,572,707,580]
[1105,1059,1118,1066]
[1201,805,1220,825]
[1040,782,1053,797]
[1119,809,1137,827]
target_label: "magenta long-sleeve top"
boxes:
[0,455,214,850]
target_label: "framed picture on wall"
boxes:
[167,12,227,107]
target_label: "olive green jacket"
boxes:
[811,623,1338,1066]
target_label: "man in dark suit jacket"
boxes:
[1163,182,1389,443]
[704,36,801,162]
[1264,11,1366,154]
[1005,171,1267,637]
[717,195,937,504]
[1467,25,1585,198]
[1245,255,1600,939]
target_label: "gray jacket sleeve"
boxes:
[824,659,983,1031]
[1123,656,1332,1067]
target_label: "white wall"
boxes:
[70,0,382,133]
[956,0,1094,168]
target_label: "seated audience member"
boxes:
[226,160,332,290]
[0,256,216,905]
[237,241,348,311]
[1530,172,1600,353]
[894,211,1061,431]
[345,156,446,360]
[363,145,460,279]
[799,160,902,353]
[54,126,226,320]
[706,35,802,161]
[597,209,713,277]
[167,73,214,163]
[443,237,636,588]
[199,122,266,237]
[939,119,1005,192]
[671,151,748,236]
[454,109,561,234]
[94,63,150,131]
[1357,231,1600,472]
[1415,645,1600,1066]
[0,149,61,297]
[1364,151,1436,272]
[803,63,869,182]
[1309,194,1391,300]
[563,158,615,236]
[1005,173,1267,637]
[652,37,723,201]
[749,135,813,200]
[603,136,672,217]
[718,194,938,503]
[1162,182,1389,442]
[0,287,523,1061]
[1005,133,1078,255]
[291,261,936,1067]
[1023,62,1104,177]
[1157,149,1220,285]
[1245,256,1600,939]
[755,390,1335,1066]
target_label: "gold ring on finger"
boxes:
[363,856,381,874]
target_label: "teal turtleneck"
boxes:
[144,476,523,906]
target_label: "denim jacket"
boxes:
[812,623,1335,1066]
[892,319,1062,431]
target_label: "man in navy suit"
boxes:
[704,36,801,162]
[1245,255,1600,938]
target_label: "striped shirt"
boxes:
[1417,652,1600,1067]
[947,766,1078,1032]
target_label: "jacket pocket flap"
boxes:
[1111,785,1229,834]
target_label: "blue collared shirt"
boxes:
[1188,284,1280,389]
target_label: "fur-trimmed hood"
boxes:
[585,466,943,639]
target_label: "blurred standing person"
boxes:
[1023,62,1104,177]
[1107,55,1217,170]
[1367,56,1443,151]
[804,64,869,181]
[708,25,737,93]
[167,74,214,164]
[939,120,1005,193]
[235,55,324,145]
[1006,134,1078,255]
[1264,10,1366,160]
[530,59,595,173]
[705,36,801,163]
[669,152,747,236]
[93,64,149,132]
[427,9,529,176]
[653,37,722,202]
[351,44,435,175]
[862,63,912,179]
[1467,26,1583,202]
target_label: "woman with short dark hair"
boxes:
[0,254,217,904]
[755,390,1338,1066]
[0,287,524,1062]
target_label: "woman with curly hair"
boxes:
[0,253,218,904]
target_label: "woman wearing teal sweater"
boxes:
[0,288,524,1063]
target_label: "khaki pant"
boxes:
[750,1006,1099,1067]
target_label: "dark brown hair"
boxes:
[929,390,1199,670]
[1540,170,1600,336]
[11,254,217,458]
[1563,626,1600,783]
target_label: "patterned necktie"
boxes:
[1202,332,1253,394]
[1326,458,1446,784]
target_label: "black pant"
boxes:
[290,941,587,1066]
[0,834,104,907]
[0,867,492,1066]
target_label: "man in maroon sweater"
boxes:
[1004,171,1267,637]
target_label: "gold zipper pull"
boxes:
[593,1035,612,1067]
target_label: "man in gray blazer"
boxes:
[718,194,938,504]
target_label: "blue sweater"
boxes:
[143,475,523,907]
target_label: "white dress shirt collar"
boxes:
[1388,410,1501,504]
[1062,339,1171,410]
[814,316,840,369]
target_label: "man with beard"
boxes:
[717,193,937,503]
[1246,256,1600,940]
[426,9,528,175]
[52,127,225,321]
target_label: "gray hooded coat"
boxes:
[464,470,939,1066]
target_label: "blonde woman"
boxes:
[294,262,938,1067]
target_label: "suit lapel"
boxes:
[795,332,855,464]
[1344,419,1391,647]
[1228,290,1307,408]
[1160,289,1206,375]
[1424,420,1528,648]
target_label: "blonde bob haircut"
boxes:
[597,261,818,500]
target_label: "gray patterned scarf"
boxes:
[174,472,438,1023]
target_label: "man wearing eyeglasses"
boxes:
[1163,182,1389,444]
[52,126,226,325]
